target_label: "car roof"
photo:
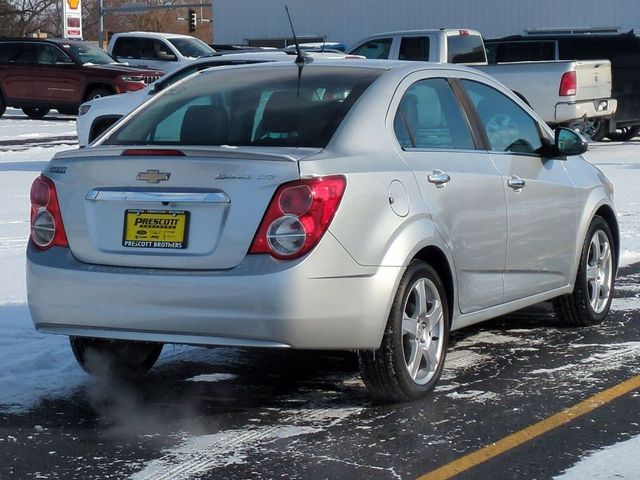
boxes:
[112,32,201,40]
[357,28,482,39]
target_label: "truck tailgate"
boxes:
[574,60,612,100]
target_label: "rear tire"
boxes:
[358,260,449,403]
[607,125,640,142]
[22,106,50,119]
[553,216,615,326]
[569,118,607,141]
[70,337,163,377]
[84,88,112,101]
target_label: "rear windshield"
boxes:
[447,35,486,64]
[104,65,383,148]
[167,38,215,58]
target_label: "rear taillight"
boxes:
[249,176,346,259]
[29,176,68,250]
[559,71,577,96]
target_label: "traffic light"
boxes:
[188,9,197,32]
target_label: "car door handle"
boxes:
[427,170,451,187]
[507,176,526,190]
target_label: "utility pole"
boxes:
[98,0,104,48]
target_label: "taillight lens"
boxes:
[249,176,346,259]
[30,176,68,250]
[559,71,577,96]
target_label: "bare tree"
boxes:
[3,0,60,36]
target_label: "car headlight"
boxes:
[120,75,144,83]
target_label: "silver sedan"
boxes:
[27,60,618,402]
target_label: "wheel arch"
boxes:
[83,83,114,102]
[594,204,620,271]
[412,245,455,326]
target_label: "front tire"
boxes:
[70,337,163,377]
[84,88,112,102]
[22,106,50,118]
[553,216,615,326]
[358,260,449,402]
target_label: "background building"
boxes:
[212,0,640,46]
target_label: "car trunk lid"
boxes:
[48,146,318,269]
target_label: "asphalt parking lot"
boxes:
[1,111,640,479]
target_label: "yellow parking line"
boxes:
[418,374,640,480]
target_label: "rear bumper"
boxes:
[26,237,402,350]
[555,98,617,124]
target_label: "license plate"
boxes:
[122,210,189,249]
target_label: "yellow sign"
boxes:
[67,0,80,10]
[123,210,189,249]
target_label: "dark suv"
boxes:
[0,38,163,119]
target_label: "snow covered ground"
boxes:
[0,109,639,477]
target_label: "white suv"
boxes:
[107,32,215,73]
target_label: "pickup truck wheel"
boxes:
[569,118,607,141]
[85,88,113,101]
[22,107,50,119]
[358,260,449,402]
[607,126,640,142]
[70,337,163,378]
[553,216,615,326]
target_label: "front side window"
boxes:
[104,66,384,148]
[399,37,430,61]
[36,44,72,65]
[394,78,474,150]
[462,80,544,154]
[140,39,177,61]
[350,38,392,59]
[167,38,215,58]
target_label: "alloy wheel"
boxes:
[586,229,613,313]
[402,277,445,385]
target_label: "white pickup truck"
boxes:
[349,29,617,139]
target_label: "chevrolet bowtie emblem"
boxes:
[137,169,171,183]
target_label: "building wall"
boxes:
[213,0,639,47]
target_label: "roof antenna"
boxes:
[285,5,306,65]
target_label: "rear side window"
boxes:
[0,43,36,63]
[112,37,139,58]
[447,35,486,64]
[462,80,544,154]
[394,78,474,150]
[350,38,392,59]
[104,66,384,148]
[399,37,430,61]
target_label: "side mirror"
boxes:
[555,127,588,156]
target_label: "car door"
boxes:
[34,44,80,103]
[393,74,507,313]
[460,79,578,302]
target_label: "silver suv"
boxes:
[27,61,618,402]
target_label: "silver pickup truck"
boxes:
[349,29,617,139]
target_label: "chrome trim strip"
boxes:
[86,189,230,204]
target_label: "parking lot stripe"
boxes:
[417,374,640,480]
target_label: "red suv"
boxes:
[0,38,163,118]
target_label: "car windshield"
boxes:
[104,65,383,148]
[61,42,117,65]
[167,38,215,58]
